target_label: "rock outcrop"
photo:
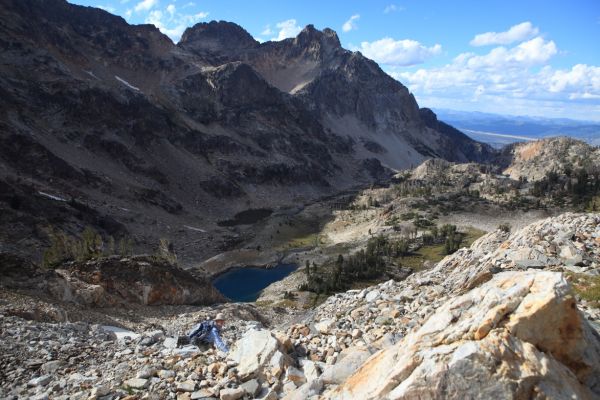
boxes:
[433,212,600,294]
[500,137,600,181]
[47,256,226,306]
[229,329,291,380]
[329,271,600,399]
[2,255,225,307]
[179,20,259,60]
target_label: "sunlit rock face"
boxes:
[329,271,600,400]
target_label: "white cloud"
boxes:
[145,6,209,42]
[272,19,302,41]
[97,5,116,13]
[261,25,273,36]
[184,11,209,23]
[166,4,175,17]
[470,21,539,46]
[145,9,163,25]
[357,38,442,66]
[125,8,132,18]
[389,35,600,120]
[547,64,600,94]
[461,37,557,69]
[342,14,360,32]
[134,0,158,12]
[569,92,600,100]
[384,4,403,13]
[512,37,557,64]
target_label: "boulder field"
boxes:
[1,213,599,399]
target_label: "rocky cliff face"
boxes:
[1,253,225,307]
[0,0,492,264]
[181,23,494,169]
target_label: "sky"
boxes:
[71,0,600,121]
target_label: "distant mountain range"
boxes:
[434,109,600,148]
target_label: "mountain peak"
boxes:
[294,24,341,49]
[178,20,259,54]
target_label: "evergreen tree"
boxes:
[157,238,178,265]
[334,254,344,287]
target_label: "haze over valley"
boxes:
[435,109,600,148]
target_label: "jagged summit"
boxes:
[293,24,342,49]
[179,21,345,69]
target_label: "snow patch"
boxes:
[115,76,140,91]
[184,225,206,233]
[461,129,534,141]
[38,191,67,202]
[206,78,216,90]
[84,70,99,80]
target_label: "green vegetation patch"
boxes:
[273,299,297,308]
[567,272,600,307]
[272,216,324,251]
[254,300,273,307]
[399,243,447,271]
[43,226,134,268]
[462,227,487,247]
[285,233,321,249]
[400,226,485,271]
[587,195,600,212]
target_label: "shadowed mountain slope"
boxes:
[0,0,493,265]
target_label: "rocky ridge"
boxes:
[501,137,600,181]
[408,158,485,186]
[1,213,599,399]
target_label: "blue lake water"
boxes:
[212,264,298,302]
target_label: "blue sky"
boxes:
[71,0,600,121]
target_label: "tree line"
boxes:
[299,224,462,295]
[42,226,176,267]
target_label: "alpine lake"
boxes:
[212,263,298,302]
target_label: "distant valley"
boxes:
[435,108,600,148]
